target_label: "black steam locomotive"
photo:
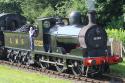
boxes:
[0,11,122,76]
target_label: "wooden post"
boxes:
[120,42,123,57]
[109,38,113,56]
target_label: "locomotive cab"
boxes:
[36,17,69,52]
[36,17,56,52]
[42,18,56,52]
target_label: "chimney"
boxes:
[88,10,96,24]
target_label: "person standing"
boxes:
[29,26,35,50]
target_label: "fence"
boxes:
[107,38,123,57]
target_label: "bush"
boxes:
[106,17,124,29]
[106,28,125,44]
[55,0,87,17]
[40,5,55,17]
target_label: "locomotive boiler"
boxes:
[50,11,107,57]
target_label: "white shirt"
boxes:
[29,27,35,37]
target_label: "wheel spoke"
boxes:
[8,50,14,63]
[71,61,83,76]
[39,56,49,69]
[55,58,66,72]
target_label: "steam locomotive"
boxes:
[0,11,122,77]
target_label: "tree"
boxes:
[0,0,124,27]
[96,0,124,26]
[55,0,87,17]
[0,0,22,13]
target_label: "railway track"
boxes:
[0,60,124,83]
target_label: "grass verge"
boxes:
[0,65,71,83]
[110,58,125,77]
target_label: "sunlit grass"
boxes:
[0,65,71,83]
[0,58,125,83]
[110,58,125,77]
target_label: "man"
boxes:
[29,26,35,50]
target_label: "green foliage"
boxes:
[123,5,125,22]
[0,0,22,13]
[110,58,125,77]
[70,0,87,12]
[40,5,55,17]
[106,28,125,44]
[96,0,124,26]
[20,0,43,21]
[0,0,124,27]
[55,1,70,17]
[106,16,124,29]
[55,0,87,17]
[123,5,125,12]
